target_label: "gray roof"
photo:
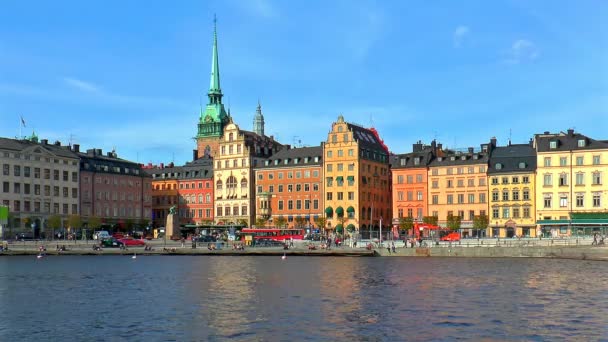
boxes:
[257,146,322,169]
[535,130,608,152]
[390,150,433,169]
[428,151,490,167]
[0,137,78,159]
[346,123,389,154]
[145,156,213,180]
[487,144,537,174]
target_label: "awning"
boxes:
[335,224,343,233]
[325,207,333,216]
[313,215,319,220]
[288,215,293,220]
[346,206,355,213]
[304,215,310,219]
[347,176,355,182]
[335,206,344,215]
[346,224,355,232]
[336,176,344,182]
[537,220,569,225]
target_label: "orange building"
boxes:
[427,140,494,235]
[149,167,178,228]
[254,146,323,229]
[391,141,441,229]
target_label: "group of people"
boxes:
[232,243,245,251]
[55,245,67,252]
[592,233,605,246]
[403,237,424,248]
[144,244,154,251]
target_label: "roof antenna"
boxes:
[509,128,512,146]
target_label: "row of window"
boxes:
[542,172,602,186]
[258,169,319,180]
[431,193,487,205]
[216,205,248,217]
[93,205,142,218]
[326,148,355,158]
[216,158,250,169]
[326,177,355,187]
[257,183,320,193]
[397,191,424,201]
[327,192,386,203]
[276,199,320,211]
[491,176,531,185]
[431,210,487,221]
[491,207,532,219]
[153,208,213,220]
[2,164,78,182]
[431,166,486,176]
[431,178,487,188]
[542,193,603,208]
[1,152,78,165]
[2,199,77,215]
[491,189,531,202]
[542,155,601,167]
[179,194,212,204]
[2,182,77,198]
[90,176,141,187]
[397,208,424,219]
[396,174,424,184]
[91,191,141,202]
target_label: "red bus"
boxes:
[240,228,305,242]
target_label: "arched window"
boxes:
[241,178,248,189]
[227,176,237,189]
[198,195,203,204]
[229,133,234,142]
[216,180,223,190]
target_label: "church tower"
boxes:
[253,101,265,136]
[196,16,229,158]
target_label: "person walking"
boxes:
[391,241,396,253]
[181,237,185,248]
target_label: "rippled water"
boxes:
[0,256,607,341]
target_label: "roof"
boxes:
[346,123,389,154]
[487,144,537,174]
[257,146,322,169]
[428,151,490,167]
[0,137,79,159]
[390,150,433,169]
[145,156,214,180]
[535,130,608,152]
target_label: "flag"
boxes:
[20,115,26,127]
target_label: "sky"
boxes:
[1,0,607,165]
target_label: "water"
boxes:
[0,256,606,341]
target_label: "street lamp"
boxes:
[372,172,380,246]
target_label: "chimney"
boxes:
[567,129,574,136]
[96,149,102,156]
[490,137,497,147]
[544,131,550,135]
[54,141,61,146]
[437,143,443,151]
[73,144,80,153]
[193,149,198,161]
[412,141,423,153]
[169,162,174,168]
[41,139,48,145]
[468,147,474,153]
[160,163,164,169]
[107,152,113,157]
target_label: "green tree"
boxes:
[67,215,82,231]
[255,217,267,228]
[314,217,327,230]
[88,216,102,230]
[275,216,287,228]
[399,217,414,234]
[47,215,62,238]
[294,217,306,228]
[423,216,439,226]
[446,214,461,230]
[473,215,489,229]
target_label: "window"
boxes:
[559,173,568,186]
[327,150,333,158]
[495,163,502,170]
[447,180,453,188]
[468,194,475,203]
[432,194,439,204]
[550,141,557,149]
[593,193,601,207]
[576,193,584,207]
[14,165,20,177]
[559,157,567,166]
[512,190,519,201]
[502,177,509,184]
[479,166,486,173]
[523,207,530,218]
[407,191,413,201]
[479,178,486,186]
[592,172,602,185]
[512,177,519,184]
[348,192,355,200]
[543,174,552,186]
[326,192,333,200]
[502,208,510,219]
[491,178,498,185]
[2,164,8,176]
[518,162,526,169]
[502,190,509,201]
[457,194,464,204]
[326,164,332,172]
[513,208,520,218]
[576,156,584,166]
[447,195,453,204]
[432,181,438,188]
[348,149,354,156]
[296,184,302,192]
[287,185,293,192]
[559,195,568,208]
[523,189,530,200]
[277,185,284,193]
[544,195,552,208]
[257,185,263,193]
[457,167,464,174]
[468,167,474,174]
[326,177,333,187]
[337,192,344,200]
[576,173,585,185]
[457,180,464,187]
[468,179,475,187]
[398,191,404,201]
[416,174,423,183]
[593,155,600,165]
[278,200,284,210]
[417,191,423,201]
[544,157,551,167]
[407,175,413,184]
[492,209,499,219]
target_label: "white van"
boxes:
[93,230,111,240]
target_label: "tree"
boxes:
[67,215,82,231]
[237,219,249,227]
[275,216,287,228]
[47,215,62,238]
[447,214,461,230]
[255,217,267,228]
[314,217,327,230]
[294,217,306,228]
[423,216,438,226]
[88,216,102,230]
[473,215,489,229]
[22,216,32,229]
[399,217,414,234]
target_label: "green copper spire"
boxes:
[208,15,222,103]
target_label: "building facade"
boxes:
[323,115,391,237]
[0,136,80,237]
[213,120,283,226]
[78,147,152,230]
[534,130,608,236]
[487,143,537,238]
[427,141,492,235]
[254,146,323,229]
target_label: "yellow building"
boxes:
[535,130,608,237]
[487,143,537,237]
[323,115,391,239]
[427,142,492,236]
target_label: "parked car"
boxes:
[118,238,146,246]
[440,232,461,242]
[112,232,125,239]
[100,238,124,248]
[93,231,111,240]
[16,232,34,240]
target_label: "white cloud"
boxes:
[504,39,540,64]
[453,25,470,47]
[63,77,100,93]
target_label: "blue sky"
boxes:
[1,0,607,164]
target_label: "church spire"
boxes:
[253,99,265,136]
[208,15,222,105]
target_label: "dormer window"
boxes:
[414,157,420,166]
[519,162,526,169]
[438,157,443,162]
[460,156,466,161]
[294,158,299,164]
[550,141,558,149]
[274,159,280,165]
[578,139,586,147]
[284,159,289,165]
[451,156,456,161]
[304,157,309,163]
[265,160,270,166]
[400,158,407,166]
[314,157,319,162]
[495,163,503,170]
[473,155,479,160]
